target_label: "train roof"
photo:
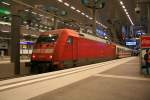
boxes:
[79,31,132,50]
[39,29,79,37]
[39,29,132,50]
[79,31,107,44]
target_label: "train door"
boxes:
[73,37,78,61]
[62,36,73,68]
[64,36,73,60]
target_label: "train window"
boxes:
[37,34,58,43]
[67,37,73,45]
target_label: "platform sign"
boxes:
[141,36,150,48]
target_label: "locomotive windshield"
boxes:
[37,34,58,43]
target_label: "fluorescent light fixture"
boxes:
[31,12,37,15]
[76,9,81,13]
[23,21,27,24]
[1,2,10,6]
[0,21,11,26]
[124,8,127,12]
[89,17,93,20]
[119,1,134,25]
[70,6,76,10]
[126,12,129,15]
[31,34,38,37]
[81,12,85,15]
[39,14,43,17]
[122,5,125,9]
[25,9,29,12]
[1,30,10,32]
[120,1,123,5]
[39,29,45,32]
[57,0,63,2]
[64,2,69,6]
[104,36,108,39]
[85,15,89,18]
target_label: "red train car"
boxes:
[30,29,129,73]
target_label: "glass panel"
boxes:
[37,34,58,43]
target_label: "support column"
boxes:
[148,4,150,34]
[53,16,58,29]
[11,2,22,74]
[92,8,96,36]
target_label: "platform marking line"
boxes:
[94,74,150,81]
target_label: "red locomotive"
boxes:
[31,29,132,73]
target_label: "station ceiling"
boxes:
[17,0,149,29]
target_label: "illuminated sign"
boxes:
[0,7,11,15]
[126,42,136,45]
[96,28,106,36]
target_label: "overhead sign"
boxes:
[126,42,136,46]
[141,36,150,48]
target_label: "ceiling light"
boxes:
[120,1,123,5]
[0,21,11,26]
[1,2,10,6]
[25,9,29,12]
[57,0,63,2]
[81,12,85,15]
[119,1,134,25]
[39,14,43,17]
[64,2,70,6]
[23,21,27,24]
[31,12,37,15]
[89,17,93,20]
[124,8,127,12]
[1,30,10,33]
[122,5,125,9]
[76,9,81,13]
[104,36,108,39]
[85,15,89,18]
[70,6,76,10]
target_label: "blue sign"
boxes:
[96,28,106,37]
[126,42,136,45]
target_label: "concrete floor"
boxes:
[30,57,150,100]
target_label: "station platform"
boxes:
[0,57,30,79]
[0,57,150,100]
[29,57,150,100]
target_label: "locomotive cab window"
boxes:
[67,37,73,45]
[37,34,58,43]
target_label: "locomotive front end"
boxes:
[31,34,58,73]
